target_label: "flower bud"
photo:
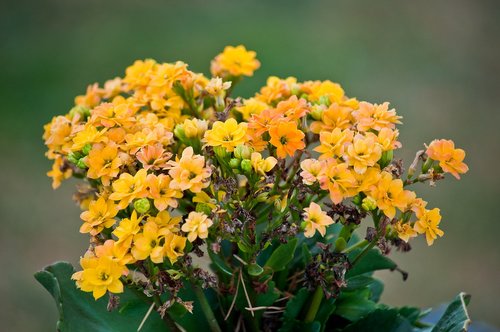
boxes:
[319,95,331,106]
[174,124,187,142]
[379,150,393,168]
[82,143,92,155]
[69,105,90,120]
[310,105,325,120]
[240,159,252,173]
[361,196,377,211]
[213,146,230,160]
[234,145,253,160]
[67,152,81,164]
[76,158,87,169]
[422,157,434,174]
[134,198,151,214]
[229,158,241,169]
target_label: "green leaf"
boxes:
[347,249,397,278]
[315,297,336,331]
[431,292,471,332]
[340,308,413,332]
[247,263,264,276]
[278,288,310,332]
[335,290,377,322]
[344,276,375,291]
[265,238,298,272]
[34,261,167,332]
[207,249,233,277]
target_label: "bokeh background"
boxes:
[1,0,499,331]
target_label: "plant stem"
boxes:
[351,240,377,266]
[192,285,222,332]
[304,286,324,323]
[153,294,182,332]
[342,239,369,254]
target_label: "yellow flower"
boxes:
[86,144,122,186]
[205,77,232,96]
[426,139,469,179]
[414,208,444,246]
[376,128,401,151]
[47,155,72,189]
[71,124,107,151]
[147,174,183,210]
[256,76,297,104]
[204,118,248,152]
[353,101,402,132]
[167,147,212,193]
[181,212,213,242]
[211,45,260,77]
[112,210,142,253]
[164,233,186,264]
[131,221,167,263]
[368,171,415,219]
[302,202,335,237]
[109,169,148,209]
[150,210,182,233]
[269,121,305,158]
[80,197,118,235]
[394,220,417,243]
[319,160,357,204]
[275,96,310,120]
[181,118,208,138]
[235,98,269,121]
[250,152,278,175]
[95,239,134,265]
[314,128,354,160]
[300,158,326,185]
[345,134,382,174]
[43,115,73,153]
[72,254,126,300]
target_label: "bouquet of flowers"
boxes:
[38,45,471,332]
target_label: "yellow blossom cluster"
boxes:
[44,44,468,302]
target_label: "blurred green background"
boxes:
[1,0,499,330]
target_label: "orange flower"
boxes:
[319,160,357,204]
[256,76,297,104]
[248,108,283,136]
[426,139,468,179]
[167,147,211,193]
[314,128,354,160]
[147,174,183,210]
[86,144,122,186]
[300,158,326,185]
[275,96,310,120]
[368,171,415,219]
[269,121,305,158]
[235,98,269,121]
[310,103,354,134]
[345,134,382,174]
[353,101,402,132]
[47,155,72,189]
[136,144,171,171]
[414,208,444,246]
[394,220,417,243]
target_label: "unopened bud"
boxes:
[318,95,331,106]
[82,143,92,155]
[213,146,230,160]
[229,158,241,169]
[134,198,151,214]
[67,152,81,164]
[422,157,434,174]
[234,145,253,160]
[379,150,393,168]
[240,159,252,173]
[310,105,325,120]
[173,125,187,142]
[76,158,87,169]
[361,196,377,211]
[69,105,90,120]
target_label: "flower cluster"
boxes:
[43,44,468,313]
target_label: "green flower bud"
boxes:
[229,158,241,169]
[134,198,151,214]
[255,192,269,202]
[318,95,331,106]
[69,105,90,120]
[240,159,252,173]
[213,146,230,160]
[310,105,325,120]
[67,152,81,164]
[82,143,92,155]
[195,203,213,216]
[422,157,434,174]
[174,124,187,142]
[234,145,253,160]
[379,150,393,168]
[76,158,87,169]
[361,196,377,211]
